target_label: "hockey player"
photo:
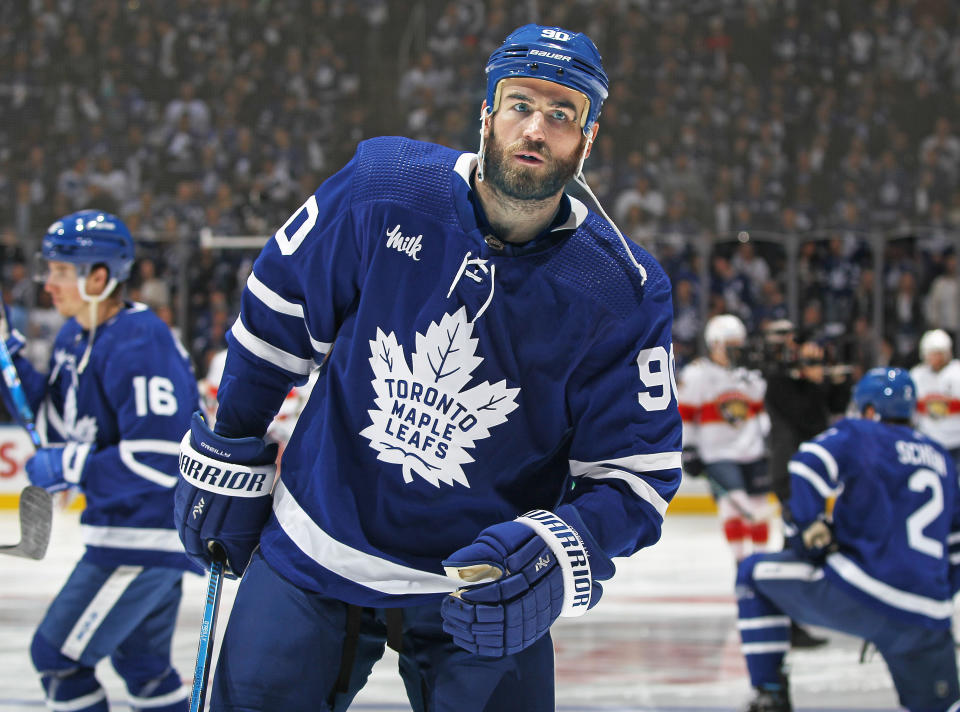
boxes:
[678,314,772,561]
[910,329,960,465]
[174,23,681,711]
[736,368,960,712]
[0,211,198,711]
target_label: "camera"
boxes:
[746,319,853,383]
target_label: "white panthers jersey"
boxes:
[910,359,960,450]
[678,357,768,463]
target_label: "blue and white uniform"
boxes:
[18,303,198,569]
[738,418,960,711]
[13,301,197,712]
[215,137,683,607]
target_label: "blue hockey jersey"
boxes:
[15,303,198,570]
[788,417,960,628]
[215,137,683,606]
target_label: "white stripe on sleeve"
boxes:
[119,439,180,487]
[799,442,839,482]
[569,452,679,518]
[246,273,332,356]
[788,460,837,499]
[230,317,316,375]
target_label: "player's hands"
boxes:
[25,447,71,493]
[440,505,614,657]
[681,447,706,478]
[793,517,836,562]
[175,411,278,578]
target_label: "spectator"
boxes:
[925,253,960,337]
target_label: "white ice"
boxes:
[0,510,903,711]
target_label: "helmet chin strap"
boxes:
[572,134,647,285]
[476,108,490,182]
[76,274,117,374]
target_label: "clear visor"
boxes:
[32,253,89,286]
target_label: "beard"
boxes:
[482,128,585,201]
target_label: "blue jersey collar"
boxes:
[451,152,590,256]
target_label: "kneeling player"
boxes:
[736,368,960,712]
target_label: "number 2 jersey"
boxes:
[213,136,684,607]
[788,417,960,629]
[14,303,198,570]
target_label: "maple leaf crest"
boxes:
[360,307,520,487]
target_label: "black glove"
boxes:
[681,447,706,478]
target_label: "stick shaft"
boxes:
[189,557,225,712]
[0,310,42,448]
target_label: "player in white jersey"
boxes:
[678,314,772,561]
[1,211,197,712]
[173,24,681,712]
[910,329,960,464]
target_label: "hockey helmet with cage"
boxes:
[484,24,609,135]
[919,329,953,360]
[852,367,916,421]
[42,210,135,287]
[704,314,747,349]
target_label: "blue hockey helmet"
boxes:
[42,210,135,283]
[485,24,609,134]
[852,367,917,420]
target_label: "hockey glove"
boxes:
[175,411,278,578]
[681,447,706,478]
[440,505,615,657]
[25,444,89,493]
[790,516,837,563]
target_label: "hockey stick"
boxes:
[0,485,53,559]
[0,310,54,558]
[189,544,226,712]
[0,309,42,449]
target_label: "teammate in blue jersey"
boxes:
[1,211,198,712]
[174,23,682,712]
[736,367,960,712]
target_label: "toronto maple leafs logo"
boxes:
[360,307,520,487]
[48,348,99,443]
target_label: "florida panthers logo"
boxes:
[360,308,520,487]
[717,393,750,425]
[924,396,950,419]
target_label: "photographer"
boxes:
[761,320,852,505]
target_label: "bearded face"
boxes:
[482,125,587,201]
